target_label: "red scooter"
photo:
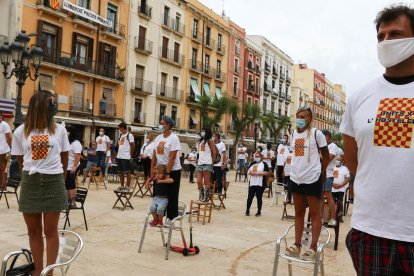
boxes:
[168,211,200,256]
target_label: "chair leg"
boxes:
[4,193,9,209]
[82,207,88,231]
[288,260,292,276]
[272,243,281,276]
[63,208,71,230]
[138,214,150,253]
[165,221,174,260]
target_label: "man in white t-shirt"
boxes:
[116,122,135,192]
[95,128,111,176]
[332,156,350,205]
[213,133,227,194]
[187,147,197,183]
[276,135,289,184]
[0,111,11,191]
[341,5,414,274]
[321,130,340,227]
[237,143,247,175]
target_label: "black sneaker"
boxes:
[255,211,261,217]
[245,210,250,216]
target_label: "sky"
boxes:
[198,0,403,96]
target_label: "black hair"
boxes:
[66,125,78,144]
[375,4,414,34]
[213,132,221,140]
[257,146,263,153]
[118,122,127,130]
[199,127,212,144]
[266,143,272,150]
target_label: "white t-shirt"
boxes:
[187,152,197,166]
[326,143,340,177]
[141,141,154,159]
[332,166,350,193]
[248,161,267,187]
[283,151,293,176]
[340,76,414,242]
[337,147,344,157]
[95,135,110,152]
[197,140,213,165]
[117,132,134,160]
[153,133,182,171]
[0,121,11,154]
[106,150,112,165]
[237,146,247,160]
[290,128,327,184]
[276,144,288,166]
[261,149,275,168]
[214,141,226,167]
[68,140,82,170]
[11,124,70,175]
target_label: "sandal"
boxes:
[300,248,317,261]
[285,243,301,257]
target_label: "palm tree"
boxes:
[261,114,291,143]
[331,132,343,148]
[198,94,233,130]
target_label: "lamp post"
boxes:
[0,30,43,129]
[253,117,260,152]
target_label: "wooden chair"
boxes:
[211,182,226,210]
[272,222,331,276]
[224,181,230,199]
[281,193,295,220]
[63,187,89,231]
[113,179,138,211]
[133,173,152,198]
[190,184,214,224]
[343,187,353,216]
[0,179,20,209]
[88,167,107,190]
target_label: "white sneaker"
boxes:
[328,219,337,227]
[163,219,172,228]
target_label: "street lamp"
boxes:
[0,30,43,128]
[254,117,260,152]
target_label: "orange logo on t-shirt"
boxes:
[200,143,206,152]
[280,148,285,154]
[120,137,125,146]
[31,135,49,160]
[98,138,103,145]
[286,156,292,165]
[157,141,166,155]
[252,164,258,173]
[294,138,305,157]
[333,170,339,178]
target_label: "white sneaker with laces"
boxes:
[328,219,337,227]
[163,219,172,228]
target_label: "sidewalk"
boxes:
[0,171,356,275]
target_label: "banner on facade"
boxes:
[0,98,15,119]
[63,1,113,28]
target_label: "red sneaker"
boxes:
[149,220,157,227]
[157,220,163,227]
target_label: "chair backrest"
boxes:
[177,201,189,217]
[6,179,20,190]
[40,230,83,276]
[301,223,331,247]
[75,188,88,205]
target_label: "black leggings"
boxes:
[246,185,264,211]
[167,170,181,220]
[276,166,284,184]
[142,158,151,179]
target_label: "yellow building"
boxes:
[21,0,129,143]
[181,0,230,137]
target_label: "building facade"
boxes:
[21,0,129,144]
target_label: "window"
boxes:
[102,88,114,116]
[171,105,177,124]
[191,48,197,68]
[263,99,267,111]
[206,27,211,46]
[78,0,90,8]
[39,74,53,91]
[247,97,252,105]
[174,42,180,63]
[135,65,144,89]
[159,104,166,123]
[192,19,198,38]
[74,34,89,66]
[217,33,222,51]
[271,101,275,113]
[204,54,210,73]
[175,13,181,32]
[216,60,221,78]
[72,82,85,110]
[163,6,170,25]
[107,4,118,33]
[235,40,240,54]
[173,76,179,99]
[138,26,146,49]
[162,37,169,58]
[38,21,61,62]
[234,58,239,73]
[98,43,116,78]
[189,109,197,129]
[134,99,143,123]
[233,77,238,96]
[161,73,167,95]
[255,77,260,94]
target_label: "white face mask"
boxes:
[99,131,104,136]
[377,37,414,68]
[254,157,261,163]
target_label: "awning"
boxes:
[190,79,201,102]
[0,98,15,119]
[190,115,198,125]
[215,87,222,99]
[54,116,92,126]
[93,120,120,128]
[203,82,211,98]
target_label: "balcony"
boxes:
[286,75,291,83]
[217,44,225,56]
[205,37,216,50]
[172,117,180,129]
[235,46,240,56]
[131,78,153,96]
[271,90,278,99]
[215,71,226,83]
[69,97,90,113]
[186,93,199,106]
[232,87,240,97]
[286,95,291,102]
[36,0,68,21]
[134,36,153,55]
[279,71,286,80]
[234,65,241,75]
[263,83,271,95]
[101,22,126,41]
[247,83,256,93]
[188,59,203,73]
[133,112,146,125]
[280,92,286,99]
[272,66,279,77]
[247,61,255,72]
[264,61,271,73]
[72,15,98,32]
[227,122,236,132]
[159,47,184,67]
[203,65,216,78]
[156,85,182,102]
[191,29,202,44]
[99,102,116,117]
[161,14,184,36]
[0,35,7,44]
[256,65,261,75]
[138,4,152,19]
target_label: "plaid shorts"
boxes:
[346,228,414,275]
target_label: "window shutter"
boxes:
[56,26,62,59]
[97,42,104,74]
[110,45,117,67]
[71,32,77,57]
[88,37,94,70]
[36,20,44,47]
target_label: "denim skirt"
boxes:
[19,172,68,213]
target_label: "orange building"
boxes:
[21,0,129,143]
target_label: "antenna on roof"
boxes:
[221,0,226,17]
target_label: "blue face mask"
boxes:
[158,125,164,132]
[296,118,307,129]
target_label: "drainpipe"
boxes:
[199,14,205,131]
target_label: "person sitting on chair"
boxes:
[145,165,173,227]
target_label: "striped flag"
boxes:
[0,98,15,119]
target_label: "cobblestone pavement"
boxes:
[0,171,356,275]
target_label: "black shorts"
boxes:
[116,158,130,174]
[290,175,323,197]
[65,170,77,190]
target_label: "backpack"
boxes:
[212,143,221,165]
[119,132,132,144]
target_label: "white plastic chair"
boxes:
[270,182,286,206]
[138,201,189,260]
[272,223,331,276]
[0,230,83,276]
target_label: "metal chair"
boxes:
[138,201,189,260]
[63,187,88,230]
[272,223,331,276]
[270,182,286,206]
[0,179,20,209]
[0,230,83,276]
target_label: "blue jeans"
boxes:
[96,151,106,175]
[238,159,246,173]
[150,196,168,215]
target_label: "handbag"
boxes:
[5,249,35,276]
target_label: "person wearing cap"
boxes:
[321,129,340,227]
[151,116,181,227]
[0,110,11,191]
